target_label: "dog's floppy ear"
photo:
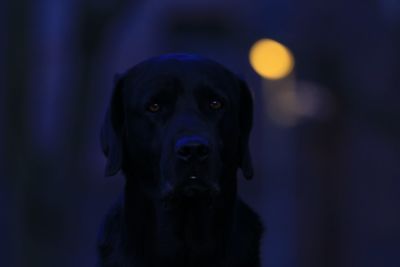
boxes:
[238,78,254,180]
[101,74,125,176]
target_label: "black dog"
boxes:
[98,54,263,267]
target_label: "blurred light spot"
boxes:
[249,39,294,80]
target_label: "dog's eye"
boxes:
[147,103,160,113]
[209,100,223,110]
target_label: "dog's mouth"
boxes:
[177,175,219,197]
[180,177,211,197]
[161,175,220,207]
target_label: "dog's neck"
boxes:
[123,179,237,266]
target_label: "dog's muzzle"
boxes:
[161,135,220,205]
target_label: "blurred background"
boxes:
[1,0,400,266]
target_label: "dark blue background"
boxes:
[1,0,400,266]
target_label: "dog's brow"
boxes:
[137,77,181,97]
[196,83,228,100]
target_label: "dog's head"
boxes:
[101,54,253,202]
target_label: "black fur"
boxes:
[98,54,263,267]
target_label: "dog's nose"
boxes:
[175,136,210,162]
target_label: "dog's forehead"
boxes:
[122,55,239,98]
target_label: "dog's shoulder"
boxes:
[236,198,263,243]
[97,196,127,266]
[229,198,263,266]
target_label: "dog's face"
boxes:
[101,54,253,202]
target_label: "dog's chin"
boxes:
[161,179,220,209]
